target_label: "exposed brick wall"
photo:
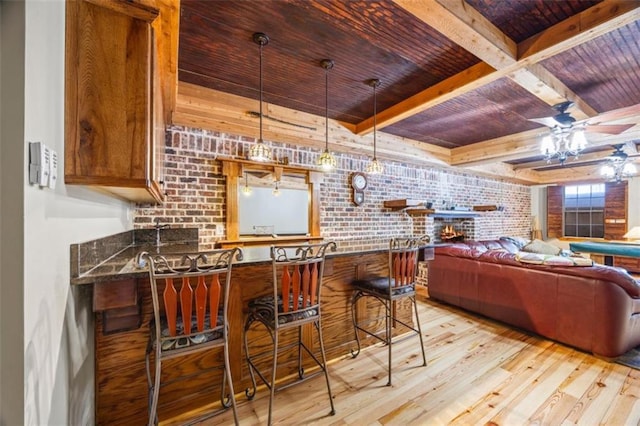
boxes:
[133,126,531,251]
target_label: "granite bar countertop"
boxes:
[70,229,436,285]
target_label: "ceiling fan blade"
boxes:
[593,104,640,123]
[585,123,636,135]
[528,117,561,127]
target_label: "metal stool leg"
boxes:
[316,320,336,415]
[268,331,279,426]
[386,301,392,386]
[413,296,427,366]
[350,291,363,358]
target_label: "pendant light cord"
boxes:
[369,78,380,160]
[373,83,377,159]
[325,65,329,150]
[259,40,264,142]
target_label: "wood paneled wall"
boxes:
[546,185,563,238]
[604,181,628,240]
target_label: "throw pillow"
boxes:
[500,236,530,250]
[521,239,561,256]
[515,252,594,266]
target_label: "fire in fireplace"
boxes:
[441,225,465,242]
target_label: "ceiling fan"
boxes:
[599,143,639,182]
[528,101,638,135]
[603,142,639,161]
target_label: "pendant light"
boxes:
[366,78,384,174]
[317,59,337,171]
[241,171,252,196]
[249,32,272,162]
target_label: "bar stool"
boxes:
[137,248,242,426]
[350,236,429,386]
[243,242,337,425]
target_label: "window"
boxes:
[563,184,605,238]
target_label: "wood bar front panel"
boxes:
[94,250,403,424]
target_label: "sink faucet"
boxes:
[154,218,169,247]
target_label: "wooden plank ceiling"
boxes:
[176,0,640,184]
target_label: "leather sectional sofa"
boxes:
[428,239,640,358]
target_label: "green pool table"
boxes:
[569,241,640,273]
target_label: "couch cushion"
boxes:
[522,239,562,255]
[516,252,593,266]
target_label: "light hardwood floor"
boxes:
[170,288,640,425]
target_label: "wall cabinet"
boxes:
[64,0,177,203]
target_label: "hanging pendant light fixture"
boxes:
[241,171,252,196]
[272,180,281,196]
[317,59,337,171]
[249,32,272,162]
[366,78,384,175]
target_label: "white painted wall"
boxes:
[628,176,640,229]
[2,1,133,424]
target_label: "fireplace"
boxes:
[432,217,477,243]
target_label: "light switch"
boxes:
[29,141,54,188]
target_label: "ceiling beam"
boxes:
[359,0,637,134]
[451,122,640,166]
[354,62,496,136]
[173,82,451,166]
[517,0,640,63]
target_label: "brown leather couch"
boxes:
[428,239,640,358]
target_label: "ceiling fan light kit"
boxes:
[533,101,637,165]
[540,128,587,164]
[600,144,637,183]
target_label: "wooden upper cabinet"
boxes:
[64,0,178,203]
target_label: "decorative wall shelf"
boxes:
[473,205,498,211]
[384,199,484,218]
[383,199,426,210]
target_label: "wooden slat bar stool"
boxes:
[137,248,243,426]
[243,242,337,425]
[350,236,429,386]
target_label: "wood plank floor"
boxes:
[165,288,640,425]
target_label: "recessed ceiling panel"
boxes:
[540,22,640,113]
[465,0,602,43]
[179,0,481,124]
[383,78,554,148]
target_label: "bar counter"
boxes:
[72,230,424,424]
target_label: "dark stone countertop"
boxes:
[70,229,437,285]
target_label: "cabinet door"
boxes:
[65,0,165,203]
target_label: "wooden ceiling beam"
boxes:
[517,0,640,63]
[360,0,636,135]
[451,122,640,166]
[173,82,451,165]
[354,62,496,135]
